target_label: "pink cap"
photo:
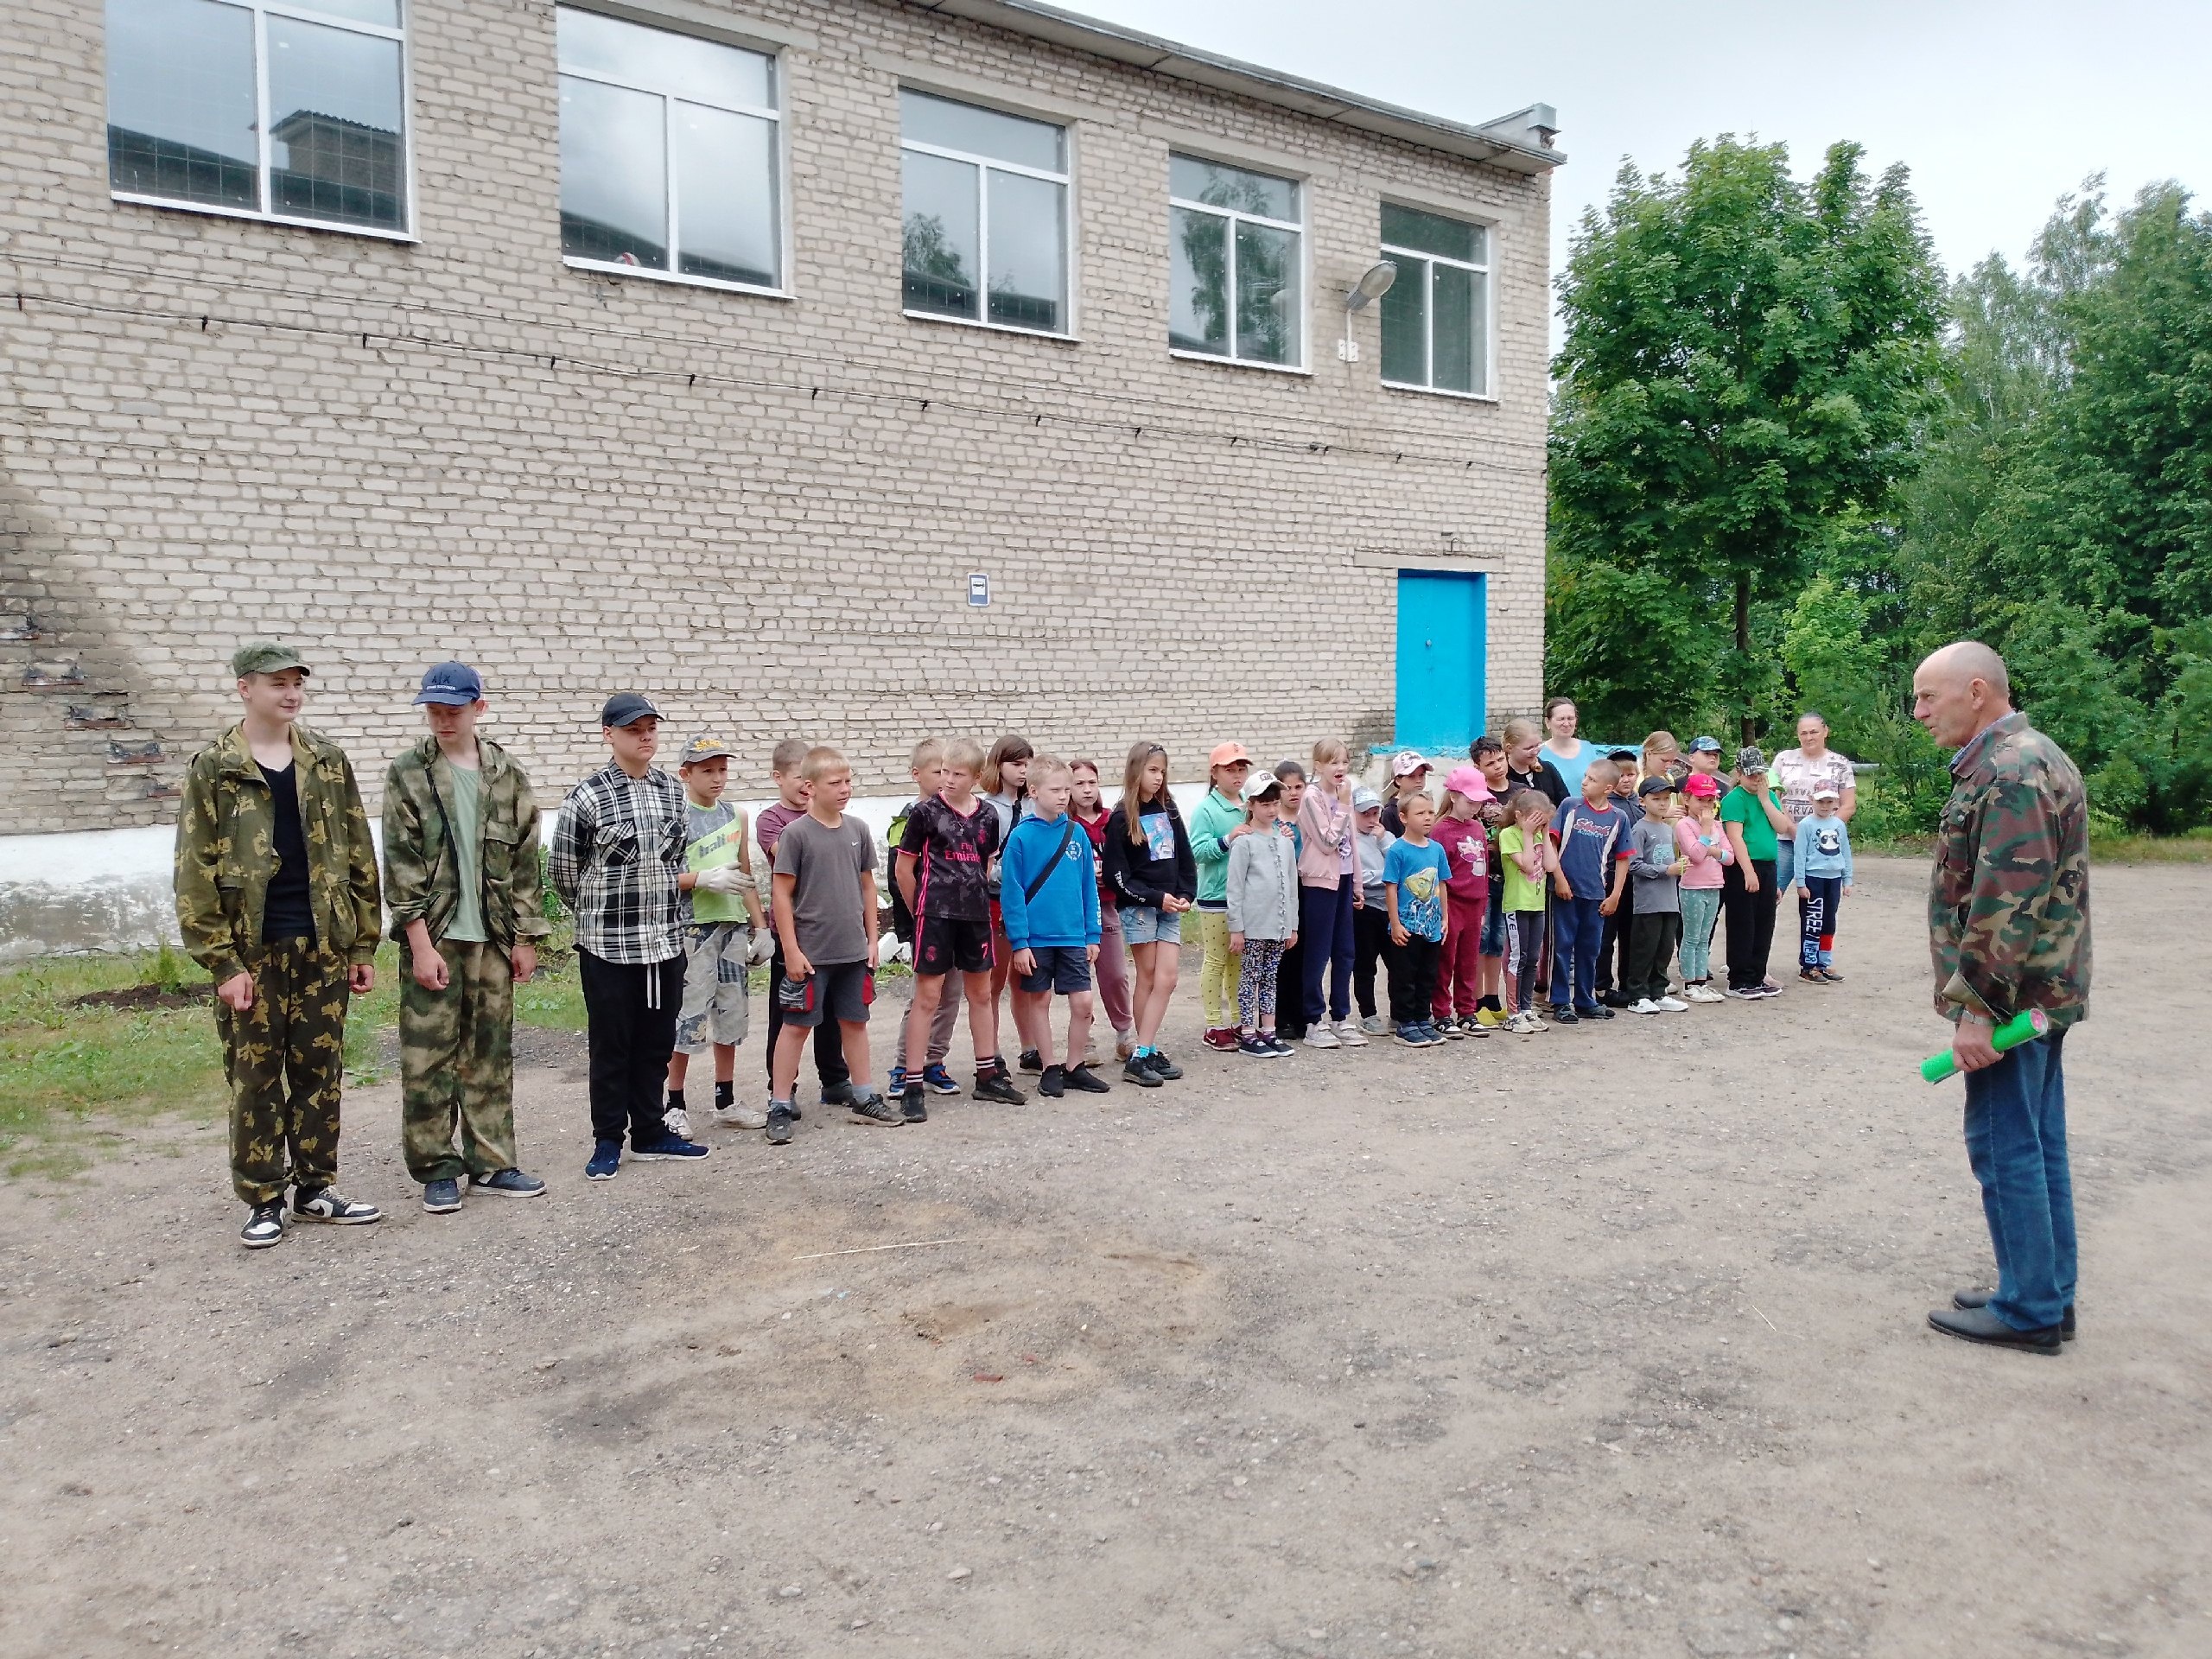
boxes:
[1444,765,1494,801]
[1391,749,1430,778]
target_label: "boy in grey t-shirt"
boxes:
[766,747,893,1141]
[1623,777,1689,1013]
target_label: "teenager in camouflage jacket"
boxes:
[381,733,550,954]
[174,722,382,985]
[1928,709,2092,1030]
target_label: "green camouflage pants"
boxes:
[399,938,517,1182]
[218,936,351,1205]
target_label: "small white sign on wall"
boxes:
[967,573,990,607]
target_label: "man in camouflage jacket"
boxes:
[1914,641,2091,1354]
[382,661,550,1213]
[173,642,384,1248]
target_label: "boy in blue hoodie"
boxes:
[1001,756,1110,1098]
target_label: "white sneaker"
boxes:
[1628,998,1660,1014]
[1655,995,1690,1013]
[713,1102,769,1130]
[663,1105,694,1139]
[1336,1020,1369,1047]
[1304,1027,1341,1049]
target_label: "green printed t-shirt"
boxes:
[1720,785,1779,862]
[1497,825,1548,912]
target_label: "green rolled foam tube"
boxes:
[1921,1007,2050,1083]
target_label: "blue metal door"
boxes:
[1394,570,1485,752]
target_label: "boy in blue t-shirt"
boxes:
[1548,758,1633,1021]
[1381,791,1454,1047]
[1792,785,1855,982]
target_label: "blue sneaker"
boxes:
[923,1062,961,1096]
[422,1178,461,1214]
[1395,1022,1429,1048]
[628,1133,710,1161]
[470,1168,545,1198]
[887,1065,908,1096]
[585,1141,620,1181]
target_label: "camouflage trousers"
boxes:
[217,936,351,1205]
[399,938,517,1183]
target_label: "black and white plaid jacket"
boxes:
[548,762,688,964]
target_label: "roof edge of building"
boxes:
[903,0,1566,175]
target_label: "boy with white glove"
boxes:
[666,737,770,1132]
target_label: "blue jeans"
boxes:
[1300,876,1357,1025]
[1774,834,1796,894]
[1963,1029,2075,1331]
[1548,894,1605,1010]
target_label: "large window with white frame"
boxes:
[899,90,1069,335]
[1168,155,1303,368]
[106,0,410,235]
[1379,203,1491,397]
[556,7,782,291]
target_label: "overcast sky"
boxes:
[1068,0,2211,335]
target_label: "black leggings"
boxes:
[1510,911,1544,1012]
[1352,904,1390,1018]
[1721,859,1778,991]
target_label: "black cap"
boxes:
[1637,774,1678,798]
[1607,747,1640,763]
[600,692,660,728]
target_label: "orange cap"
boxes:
[1208,742,1251,767]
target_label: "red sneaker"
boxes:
[1201,1027,1241,1052]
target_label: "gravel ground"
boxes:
[2,856,2207,1659]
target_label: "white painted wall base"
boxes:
[0,784,1233,959]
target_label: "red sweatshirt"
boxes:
[1433,814,1491,907]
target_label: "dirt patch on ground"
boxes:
[68,983,207,1012]
[2,857,2207,1658]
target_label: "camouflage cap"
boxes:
[677,735,740,766]
[232,640,310,677]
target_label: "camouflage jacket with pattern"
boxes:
[173,721,383,982]
[381,734,550,949]
[1929,710,2092,1028]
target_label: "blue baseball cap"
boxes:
[413,661,483,705]
[600,691,660,728]
[1688,735,1723,753]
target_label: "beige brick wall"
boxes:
[0,0,1551,830]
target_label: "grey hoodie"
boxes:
[1225,823,1300,942]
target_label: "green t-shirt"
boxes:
[444,763,488,942]
[1720,785,1779,862]
[1497,825,1548,912]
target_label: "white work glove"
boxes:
[746,927,775,966]
[694,864,752,895]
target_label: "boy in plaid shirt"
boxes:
[548,693,712,1180]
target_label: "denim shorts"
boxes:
[1120,904,1183,946]
[1480,895,1508,957]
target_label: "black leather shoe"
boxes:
[1954,1287,2075,1338]
[1927,1305,2063,1353]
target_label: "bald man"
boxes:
[1912,641,2092,1354]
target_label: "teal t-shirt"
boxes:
[1720,785,1779,862]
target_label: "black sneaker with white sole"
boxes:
[766,1102,797,1145]
[291,1187,382,1225]
[848,1090,903,1126]
[240,1203,286,1249]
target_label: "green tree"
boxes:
[1894,179,2212,829]
[1548,137,1947,741]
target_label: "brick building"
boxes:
[1,0,1560,838]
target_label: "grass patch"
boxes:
[1853,832,2212,863]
